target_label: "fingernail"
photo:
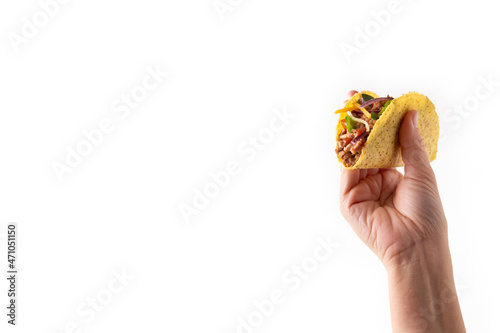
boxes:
[347,90,358,98]
[412,111,419,128]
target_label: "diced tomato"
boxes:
[355,127,366,137]
[341,119,347,131]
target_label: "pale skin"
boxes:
[340,90,466,332]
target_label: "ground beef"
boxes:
[335,127,367,167]
[335,105,381,167]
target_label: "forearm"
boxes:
[386,241,466,333]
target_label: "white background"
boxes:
[1,0,499,332]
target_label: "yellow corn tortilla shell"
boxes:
[336,92,439,169]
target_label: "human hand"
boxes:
[339,91,448,269]
[339,91,465,332]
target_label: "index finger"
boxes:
[340,167,362,198]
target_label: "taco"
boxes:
[335,91,439,169]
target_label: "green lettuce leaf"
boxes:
[357,93,374,104]
[346,115,357,133]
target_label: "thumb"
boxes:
[399,110,435,181]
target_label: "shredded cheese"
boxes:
[336,103,371,119]
[347,111,371,133]
[335,93,372,119]
[346,93,361,107]
[359,106,371,119]
[334,106,359,114]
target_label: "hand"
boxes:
[339,91,465,332]
[339,91,448,269]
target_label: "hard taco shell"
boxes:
[336,92,439,169]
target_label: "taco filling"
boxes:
[335,93,393,167]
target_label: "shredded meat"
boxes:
[335,99,388,167]
[335,125,370,167]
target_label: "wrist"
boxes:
[383,235,450,273]
[386,241,456,304]
[385,240,465,332]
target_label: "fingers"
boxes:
[399,110,435,182]
[339,167,360,223]
[344,90,358,103]
[340,167,361,198]
[347,90,358,98]
[340,166,387,198]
